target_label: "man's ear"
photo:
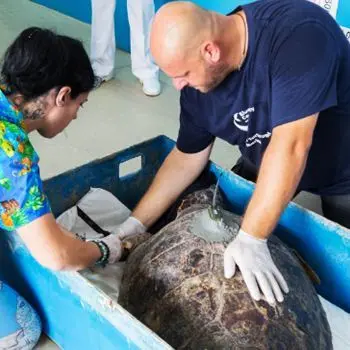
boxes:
[201,41,221,64]
[56,86,72,107]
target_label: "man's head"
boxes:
[1,27,95,137]
[150,2,240,93]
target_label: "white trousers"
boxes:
[90,0,159,80]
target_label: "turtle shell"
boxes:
[119,186,332,349]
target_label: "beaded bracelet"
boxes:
[91,240,110,267]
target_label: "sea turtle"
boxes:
[119,185,332,349]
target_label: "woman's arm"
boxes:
[17,213,102,271]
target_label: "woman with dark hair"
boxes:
[0,27,125,348]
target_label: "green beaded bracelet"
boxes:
[91,240,110,267]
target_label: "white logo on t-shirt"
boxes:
[233,107,255,132]
[245,132,271,148]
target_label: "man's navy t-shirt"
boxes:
[176,0,350,196]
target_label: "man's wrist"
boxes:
[238,228,267,242]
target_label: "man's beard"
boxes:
[196,61,231,93]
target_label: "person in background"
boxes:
[0,27,126,347]
[90,0,161,96]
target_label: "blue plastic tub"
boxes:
[0,135,349,349]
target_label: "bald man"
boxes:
[115,0,350,305]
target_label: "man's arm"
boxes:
[132,143,213,228]
[115,86,215,239]
[241,113,318,238]
[224,19,339,305]
[224,114,318,305]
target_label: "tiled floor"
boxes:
[0,0,323,348]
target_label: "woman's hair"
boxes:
[1,27,95,100]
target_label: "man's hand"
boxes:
[115,216,146,240]
[224,229,289,305]
[92,216,147,264]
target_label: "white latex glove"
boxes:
[115,216,146,240]
[224,229,289,305]
[99,234,123,264]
